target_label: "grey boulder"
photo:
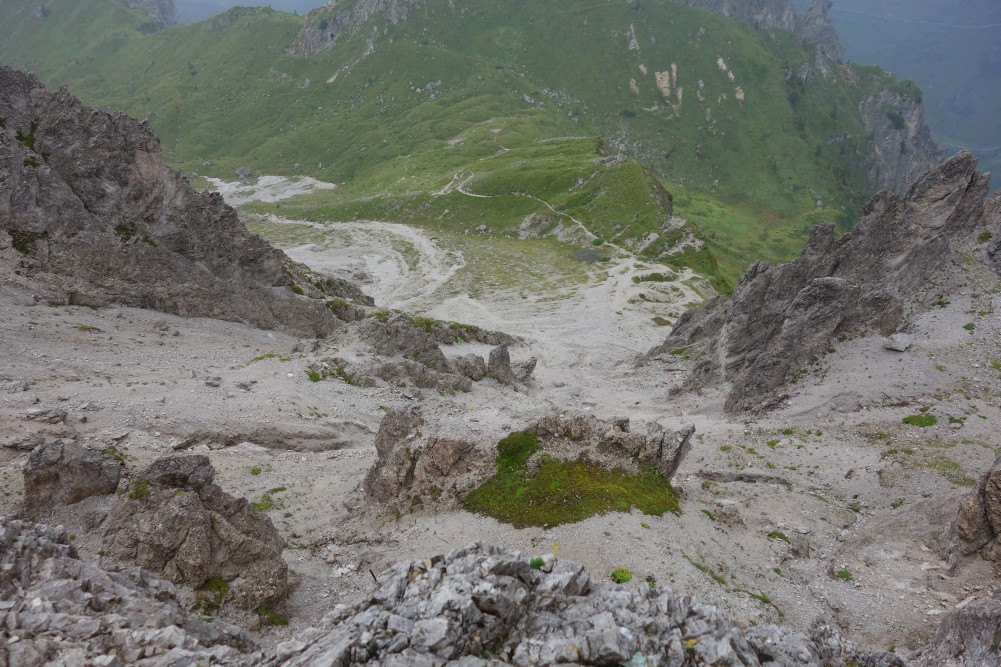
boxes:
[21,441,122,516]
[102,455,290,612]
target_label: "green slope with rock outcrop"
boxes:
[0,0,940,286]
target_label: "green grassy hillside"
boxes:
[0,0,920,286]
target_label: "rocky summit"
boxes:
[650,150,998,413]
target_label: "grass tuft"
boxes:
[902,414,937,427]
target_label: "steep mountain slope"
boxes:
[0,0,941,284]
[0,66,369,335]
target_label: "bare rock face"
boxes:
[364,406,424,503]
[948,456,1001,563]
[320,315,521,394]
[358,315,454,373]
[453,353,488,381]
[983,194,1001,271]
[487,344,537,386]
[21,441,122,516]
[0,518,258,667]
[103,455,290,612]
[652,152,994,412]
[293,0,425,55]
[0,67,369,337]
[363,407,480,505]
[121,0,177,28]
[858,87,946,195]
[794,0,843,61]
[909,591,1001,666]
[272,542,903,666]
[528,412,694,481]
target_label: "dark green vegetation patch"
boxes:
[902,414,937,428]
[464,432,680,528]
[8,229,48,255]
[193,577,230,614]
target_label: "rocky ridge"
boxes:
[7,520,996,666]
[120,0,177,29]
[677,0,842,60]
[0,66,370,337]
[293,0,423,56]
[650,151,999,412]
[0,518,260,667]
[271,542,903,667]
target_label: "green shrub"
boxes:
[611,568,633,584]
[128,480,150,500]
[9,229,48,255]
[529,556,545,570]
[835,569,854,582]
[767,530,791,543]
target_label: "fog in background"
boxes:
[830,0,1001,182]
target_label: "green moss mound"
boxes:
[465,432,680,528]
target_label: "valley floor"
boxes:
[2,178,999,656]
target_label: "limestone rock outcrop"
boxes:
[528,412,694,481]
[794,0,843,62]
[487,344,537,386]
[651,152,997,412]
[678,0,842,60]
[0,518,258,667]
[102,455,290,612]
[0,67,370,337]
[316,315,523,394]
[272,542,902,666]
[675,0,797,32]
[363,407,481,505]
[858,87,946,195]
[5,519,990,665]
[909,591,1001,666]
[948,456,1001,564]
[21,441,122,516]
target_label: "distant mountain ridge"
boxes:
[677,0,842,59]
